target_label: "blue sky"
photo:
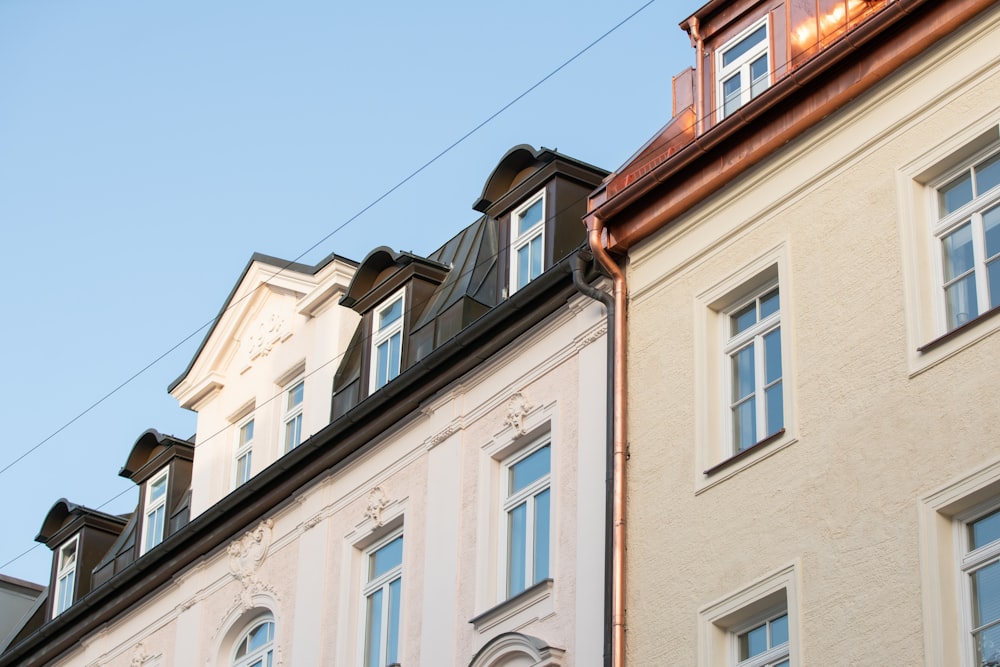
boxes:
[0,0,702,584]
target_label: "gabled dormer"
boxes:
[34,500,128,619]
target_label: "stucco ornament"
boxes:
[364,487,391,527]
[130,643,150,667]
[228,519,276,610]
[503,392,533,436]
[246,312,287,361]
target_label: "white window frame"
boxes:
[716,18,771,121]
[499,437,552,600]
[360,530,403,667]
[234,415,255,488]
[281,378,304,452]
[140,468,169,555]
[53,535,79,617]
[930,144,1000,331]
[369,289,405,394]
[959,500,1000,667]
[724,281,783,454]
[509,191,546,294]
[231,616,275,667]
[730,607,790,667]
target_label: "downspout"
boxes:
[689,16,705,136]
[574,217,628,667]
[571,250,614,667]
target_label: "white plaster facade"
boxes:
[618,3,1000,665]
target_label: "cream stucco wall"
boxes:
[51,287,608,666]
[624,6,1000,665]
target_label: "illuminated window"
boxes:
[362,533,403,667]
[717,20,770,120]
[933,148,1000,330]
[510,192,545,293]
[53,536,78,617]
[141,469,169,554]
[370,290,405,393]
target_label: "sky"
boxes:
[0,0,704,585]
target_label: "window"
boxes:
[282,379,304,452]
[962,505,1000,666]
[717,20,770,120]
[362,533,403,667]
[53,536,78,617]
[934,148,1000,330]
[141,469,168,554]
[510,193,545,293]
[501,440,551,599]
[734,610,790,667]
[234,417,254,487]
[232,618,275,667]
[726,284,783,453]
[370,290,404,393]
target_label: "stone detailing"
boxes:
[246,312,288,361]
[228,519,276,611]
[364,487,391,527]
[503,392,533,436]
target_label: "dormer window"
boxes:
[717,19,770,120]
[141,469,168,554]
[234,417,254,486]
[53,536,78,617]
[282,379,304,452]
[370,289,405,393]
[510,192,545,293]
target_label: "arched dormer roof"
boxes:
[119,429,194,482]
[473,145,555,213]
[339,246,449,313]
[35,498,127,546]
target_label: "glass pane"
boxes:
[365,589,383,667]
[507,503,527,597]
[517,244,530,289]
[976,620,1000,667]
[284,413,302,450]
[973,561,1000,627]
[733,397,757,452]
[985,205,1000,260]
[530,234,543,280]
[287,382,303,409]
[722,24,766,67]
[150,476,167,501]
[771,613,789,646]
[378,298,402,329]
[518,199,543,235]
[750,54,769,98]
[387,578,401,664]
[988,259,1000,312]
[739,622,768,659]
[940,172,974,216]
[375,340,389,389]
[765,382,784,436]
[511,445,551,493]
[945,274,979,329]
[760,288,780,318]
[237,451,252,484]
[59,543,76,568]
[370,536,403,580]
[387,332,401,381]
[976,152,1000,195]
[247,621,272,652]
[773,661,790,667]
[732,346,755,401]
[723,73,742,118]
[534,489,550,583]
[731,302,757,335]
[764,328,782,383]
[972,508,1000,550]
[943,223,976,281]
[146,506,164,548]
[241,419,254,445]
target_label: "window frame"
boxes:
[140,468,169,555]
[959,500,1000,667]
[369,288,405,394]
[360,530,404,667]
[281,378,304,453]
[234,415,255,488]
[231,616,276,667]
[52,535,79,617]
[509,191,546,294]
[716,18,771,121]
[930,144,1000,332]
[731,607,790,667]
[498,437,552,601]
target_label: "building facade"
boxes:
[0,146,612,666]
[586,0,1000,665]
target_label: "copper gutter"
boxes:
[591,0,995,251]
[689,17,706,136]
[586,220,628,667]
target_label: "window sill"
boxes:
[704,429,786,477]
[917,304,1000,354]
[469,579,553,633]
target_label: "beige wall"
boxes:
[624,6,1000,665]
[52,291,608,666]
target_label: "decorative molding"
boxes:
[575,324,607,352]
[503,392,533,436]
[303,513,324,531]
[364,487,391,527]
[424,422,461,450]
[228,519,276,611]
[130,643,151,667]
[246,312,288,362]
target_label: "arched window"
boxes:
[232,617,275,667]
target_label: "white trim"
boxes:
[140,468,170,555]
[52,535,79,617]
[368,288,406,394]
[509,191,546,294]
[498,437,552,601]
[233,415,255,489]
[281,377,304,453]
[359,529,404,667]
[716,18,770,121]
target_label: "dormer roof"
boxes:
[118,429,194,483]
[339,247,451,314]
[35,499,128,547]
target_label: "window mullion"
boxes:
[973,211,991,314]
[754,332,767,440]
[524,495,536,587]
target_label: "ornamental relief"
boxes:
[364,487,391,527]
[503,392,533,436]
[245,312,288,362]
[227,519,276,611]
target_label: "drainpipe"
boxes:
[689,16,705,136]
[574,218,628,667]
